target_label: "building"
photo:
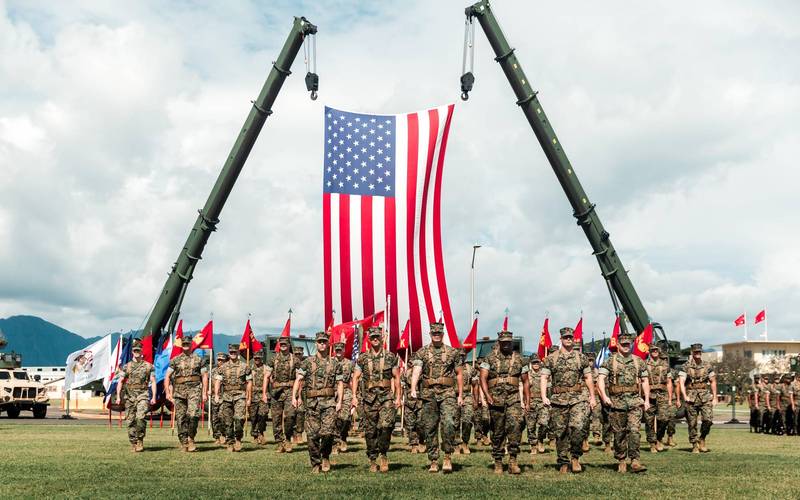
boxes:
[21,366,95,401]
[718,340,800,369]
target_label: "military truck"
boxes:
[0,352,50,418]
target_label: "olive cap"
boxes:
[559,327,574,338]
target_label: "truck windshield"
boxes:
[13,372,28,380]
[0,372,9,379]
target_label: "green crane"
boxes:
[460,0,673,355]
[141,16,319,348]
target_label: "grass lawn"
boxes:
[2,423,799,499]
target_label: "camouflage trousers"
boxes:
[761,408,773,433]
[363,395,397,460]
[421,394,458,461]
[474,404,490,439]
[490,402,523,460]
[667,404,680,437]
[609,406,643,461]
[749,407,762,432]
[686,399,713,443]
[269,393,296,443]
[337,388,353,443]
[125,392,149,444]
[645,391,671,444]
[221,396,246,444]
[404,401,424,445]
[526,399,549,445]
[549,401,589,466]
[295,403,306,436]
[455,397,475,445]
[589,401,602,435]
[174,384,202,444]
[249,399,269,438]
[785,407,796,435]
[306,398,337,468]
[211,400,224,439]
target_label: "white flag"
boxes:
[65,335,112,391]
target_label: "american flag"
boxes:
[322,105,459,351]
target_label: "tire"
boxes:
[33,404,47,419]
[6,406,20,418]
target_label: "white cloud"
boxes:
[0,0,798,351]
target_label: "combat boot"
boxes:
[442,454,453,473]
[369,460,378,473]
[570,457,582,473]
[581,439,590,453]
[481,436,491,446]
[410,444,418,454]
[530,445,537,455]
[617,460,627,473]
[332,445,339,455]
[453,444,461,454]
[656,441,665,452]
[630,459,647,473]
[234,439,242,452]
[462,443,471,455]
[650,443,658,454]
[187,438,197,452]
[691,442,700,454]
[379,454,389,473]
[428,461,439,473]
[509,457,521,475]
[311,465,321,474]
[284,441,293,453]
[135,440,144,453]
[559,464,569,474]
[340,441,348,453]
[130,443,137,453]
[321,458,331,472]
[227,443,234,452]
[667,436,676,447]
[276,442,285,453]
[604,443,612,455]
[494,460,504,475]
[179,442,188,452]
[537,442,545,453]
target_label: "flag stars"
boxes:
[377,177,383,184]
[339,181,344,187]
[346,161,351,167]
[346,147,352,153]
[385,185,390,192]
[338,167,344,173]
[369,168,375,175]
[353,183,359,189]
[369,184,375,190]
[369,141,376,147]
[377,136,383,142]
[346,175,352,181]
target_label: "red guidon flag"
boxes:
[537,317,552,359]
[633,323,653,360]
[322,105,460,352]
[462,317,478,353]
[192,320,214,351]
[609,315,621,352]
[239,319,262,355]
[396,319,411,353]
[331,311,385,359]
[502,314,508,331]
[274,317,291,353]
[171,320,185,359]
[754,310,766,324]
[734,314,745,327]
[573,317,583,344]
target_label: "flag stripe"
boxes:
[384,197,399,348]
[418,108,438,325]
[338,194,352,322]
[360,196,374,318]
[405,112,422,349]
[350,195,363,321]
[330,194,341,325]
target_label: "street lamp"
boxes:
[470,244,481,331]
[725,385,740,424]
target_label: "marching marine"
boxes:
[410,322,464,473]
[402,362,425,453]
[114,339,156,452]
[214,344,252,451]
[351,326,402,472]
[264,337,298,452]
[210,352,228,444]
[249,351,269,444]
[597,332,650,473]
[292,331,344,474]
[748,374,762,433]
[455,350,479,454]
[479,330,529,474]
[678,343,717,452]
[644,342,672,452]
[527,354,550,454]
[333,338,354,453]
[293,345,307,443]
[165,334,208,452]
[541,327,596,474]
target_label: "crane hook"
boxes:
[461,92,469,101]
[310,90,318,101]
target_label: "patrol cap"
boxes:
[333,342,345,351]
[182,335,193,346]
[618,332,634,345]
[430,322,445,336]
[368,327,383,339]
[691,343,703,352]
[648,342,660,352]
[228,343,239,353]
[315,331,329,342]
[530,354,541,364]
[253,352,264,360]
[293,346,304,354]
[278,336,290,345]
[548,345,559,354]
[497,330,513,342]
[132,339,143,351]
[216,352,228,361]
[559,327,574,339]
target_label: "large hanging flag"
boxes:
[103,336,122,393]
[734,313,746,327]
[104,335,133,407]
[754,309,766,324]
[274,317,292,353]
[537,317,552,359]
[192,320,214,351]
[65,335,113,391]
[322,105,459,351]
[632,323,653,359]
[462,317,479,353]
[609,315,621,352]
[239,319,262,354]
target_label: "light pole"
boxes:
[470,244,481,332]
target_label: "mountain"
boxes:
[0,315,103,366]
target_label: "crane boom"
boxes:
[141,16,318,348]
[461,1,655,338]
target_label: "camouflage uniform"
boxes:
[456,361,478,450]
[481,333,528,470]
[167,348,207,447]
[266,347,297,448]
[779,376,794,435]
[249,355,269,442]
[747,376,761,433]
[761,377,775,434]
[791,376,800,435]
[599,350,648,466]
[210,354,227,441]
[215,347,252,449]
[666,367,681,443]
[296,340,342,471]
[413,324,462,466]
[118,356,154,447]
[644,350,672,447]
[355,338,399,466]
[679,346,715,449]
[541,333,592,470]
[293,347,307,440]
[473,357,491,445]
[335,347,354,451]
[402,368,424,450]
[527,358,550,450]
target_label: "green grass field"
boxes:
[3,423,799,499]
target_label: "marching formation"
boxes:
[113,323,729,475]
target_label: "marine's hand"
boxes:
[214,395,220,405]
[335,401,342,412]
[410,389,417,400]
[394,397,402,409]
[643,400,651,411]
[115,396,121,405]
[542,396,551,407]
[589,396,597,409]
[458,395,464,407]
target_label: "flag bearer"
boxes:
[211,352,228,444]
[333,339,354,453]
[265,337,297,452]
[644,343,672,452]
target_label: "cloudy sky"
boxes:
[1,0,798,350]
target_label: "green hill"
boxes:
[0,315,103,366]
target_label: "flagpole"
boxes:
[208,348,213,436]
[744,311,748,341]
[470,244,481,346]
